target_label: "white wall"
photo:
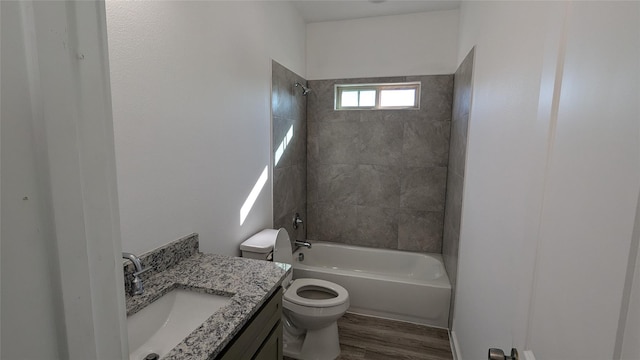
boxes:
[527,3,639,359]
[1,2,64,357]
[1,1,127,359]
[106,1,306,256]
[306,10,458,80]
[453,1,639,359]
[452,2,562,356]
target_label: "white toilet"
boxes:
[241,229,350,360]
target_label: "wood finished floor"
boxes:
[286,313,453,360]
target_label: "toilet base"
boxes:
[283,322,341,360]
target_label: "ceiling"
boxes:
[291,0,461,23]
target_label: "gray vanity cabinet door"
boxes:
[252,320,283,360]
[219,287,283,360]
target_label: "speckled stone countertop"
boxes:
[125,252,289,359]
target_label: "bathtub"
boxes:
[292,242,451,328]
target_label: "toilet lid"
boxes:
[284,278,349,308]
[273,228,293,286]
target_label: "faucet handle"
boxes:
[133,267,152,277]
[293,213,304,229]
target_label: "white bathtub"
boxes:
[292,242,451,328]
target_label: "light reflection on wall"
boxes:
[274,124,294,166]
[240,165,269,226]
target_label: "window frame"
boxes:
[334,82,421,110]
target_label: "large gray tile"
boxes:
[359,109,422,123]
[441,217,459,329]
[443,171,464,235]
[271,61,293,119]
[273,166,294,221]
[452,78,471,126]
[451,108,469,143]
[307,203,358,243]
[307,79,337,123]
[402,120,451,167]
[272,61,307,240]
[291,116,307,167]
[442,171,463,301]
[317,164,359,205]
[306,74,458,252]
[400,166,448,211]
[449,49,473,177]
[273,116,294,168]
[293,163,307,212]
[357,165,401,208]
[448,122,468,177]
[452,48,474,122]
[406,75,454,122]
[307,163,319,204]
[397,210,444,253]
[307,122,321,165]
[317,121,361,164]
[290,81,307,122]
[358,119,404,166]
[354,206,398,249]
[273,60,307,120]
[442,223,459,286]
[273,164,306,222]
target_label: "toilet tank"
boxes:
[240,230,276,260]
[241,249,272,260]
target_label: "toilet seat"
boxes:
[284,278,349,308]
[242,229,350,360]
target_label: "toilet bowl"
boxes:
[241,229,350,360]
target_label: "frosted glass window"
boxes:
[380,89,416,107]
[341,91,359,107]
[335,82,420,110]
[359,90,376,107]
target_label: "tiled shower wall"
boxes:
[272,61,307,242]
[306,75,453,253]
[443,49,474,324]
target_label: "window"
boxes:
[335,82,420,110]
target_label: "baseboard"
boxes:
[449,330,461,360]
[448,330,535,360]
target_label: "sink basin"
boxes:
[127,289,232,360]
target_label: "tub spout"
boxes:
[294,240,312,249]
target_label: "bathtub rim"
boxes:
[292,241,451,289]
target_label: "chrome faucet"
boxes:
[294,240,312,251]
[122,252,150,296]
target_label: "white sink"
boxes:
[127,289,232,360]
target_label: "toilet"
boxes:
[241,228,349,360]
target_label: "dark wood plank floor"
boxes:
[285,313,453,360]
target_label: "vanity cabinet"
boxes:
[218,287,283,360]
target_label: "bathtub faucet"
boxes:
[294,240,312,250]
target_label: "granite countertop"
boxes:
[125,252,289,359]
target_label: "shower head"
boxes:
[294,82,312,96]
